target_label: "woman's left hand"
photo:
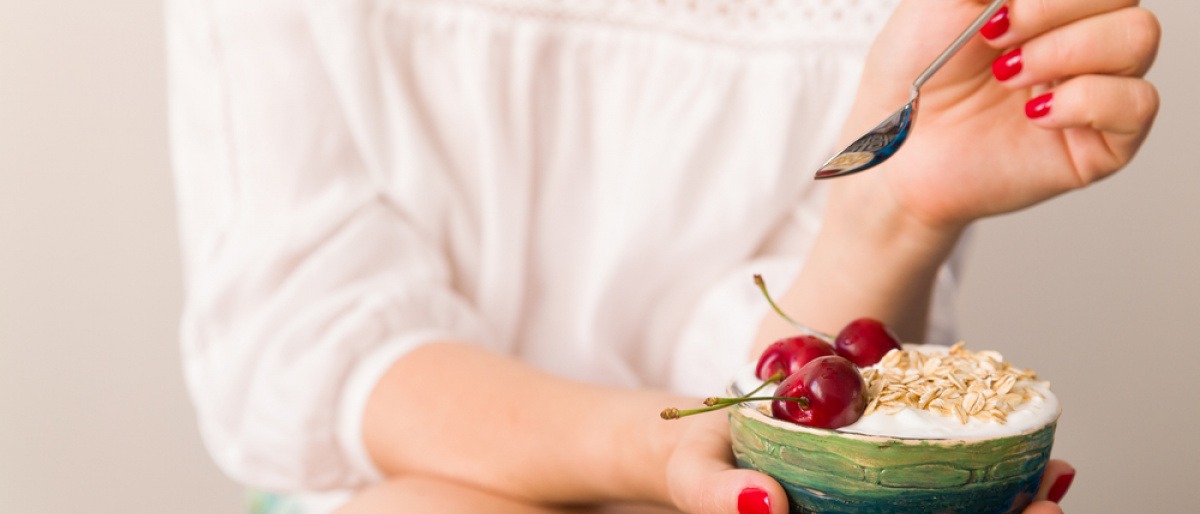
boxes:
[831,0,1161,233]
[1022,459,1076,514]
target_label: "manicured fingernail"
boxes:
[1047,470,1075,503]
[1025,93,1053,119]
[992,48,1023,81]
[980,6,1010,40]
[738,487,771,514]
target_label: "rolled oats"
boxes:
[859,343,1043,424]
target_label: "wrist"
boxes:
[644,398,687,505]
[754,178,964,350]
[824,176,964,264]
[822,178,962,337]
[579,390,690,506]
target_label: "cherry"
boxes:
[770,355,868,429]
[833,317,901,367]
[755,335,836,381]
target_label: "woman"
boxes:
[167,0,1158,512]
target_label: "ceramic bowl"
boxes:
[728,377,1058,514]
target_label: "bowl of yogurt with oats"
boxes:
[728,343,1060,514]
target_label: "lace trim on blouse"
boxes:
[398,0,899,45]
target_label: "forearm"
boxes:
[754,178,963,352]
[361,341,688,506]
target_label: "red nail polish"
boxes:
[1047,470,1075,503]
[992,48,1023,81]
[1025,93,1053,119]
[980,6,1010,40]
[738,487,771,514]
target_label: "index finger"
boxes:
[1036,459,1076,503]
[979,0,1139,47]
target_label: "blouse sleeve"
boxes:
[166,0,484,491]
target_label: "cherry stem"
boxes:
[660,404,731,419]
[733,371,783,401]
[661,372,786,420]
[660,395,810,420]
[753,274,831,339]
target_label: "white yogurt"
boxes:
[732,344,1060,440]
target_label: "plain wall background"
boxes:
[1,1,1196,512]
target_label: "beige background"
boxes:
[1,1,1196,512]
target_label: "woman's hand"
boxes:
[1022,460,1077,514]
[832,0,1160,232]
[760,0,1162,343]
[665,413,788,514]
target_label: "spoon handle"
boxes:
[911,0,1008,95]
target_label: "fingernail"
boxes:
[980,6,1010,40]
[1047,470,1075,503]
[1025,92,1053,119]
[992,48,1023,81]
[738,487,771,514]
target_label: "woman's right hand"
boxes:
[664,413,787,514]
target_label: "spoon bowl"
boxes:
[815,97,916,179]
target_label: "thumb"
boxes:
[665,417,787,514]
[870,0,1005,79]
[849,0,1005,133]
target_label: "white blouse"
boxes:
[167,0,962,503]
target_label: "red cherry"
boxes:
[833,317,901,367]
[770,356,868,429]
[755,335,836,381]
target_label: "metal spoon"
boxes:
[814,0,1008,179]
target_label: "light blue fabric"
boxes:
[248,492,308,514]
[247,490,353,514]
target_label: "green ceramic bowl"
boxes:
[728,381,1058,514]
